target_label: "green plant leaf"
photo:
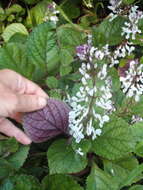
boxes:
[7,145,30,170]
[27,22,59,73]
[0,138,19,156]
[86,164,119,190]
[0,159,14,179]
[47,139,87,174]
[0,42,35,79]
[103,155,140,188]
[129,185,143,190]
[93,16,126,46]
[2,23,28,42]
[92,116,136,160]
[46,76,58,89]
[42,174,83,190]
[26,0,49,27]
[120,164,143,187]
[60,0,80,19]
[10,174,41,190]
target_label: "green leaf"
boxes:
[129,185,143,190]
[103,155,139,188]
[47,139,87,174]
[130,97,143,117]
[93,16,126,46]
[60,65,72,76]
[92,116,136,160]
[11,174,41,190]
[120,164,143,187]
[60,0,80,19]
[86,165,119,190]
[26,0,49,26]
[8,33,27,43]
[45,76,58,89]
[42,174,83,190]
[60,49,74,66]
[2,23,28,42]
[49,89,62,99]
[135,141,143,157]
[0,158,14,179]
[131,121,143,142]
[0,138,19,156]
[123,0,136,5]
[27,22,59,73]
[7,145,30,170]
[0,43,35,79]
[5,4,24,15]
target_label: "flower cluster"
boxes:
[44,2,59,24]
[108,0,122,21]
[120,59,143,102]
[131,115,143,124]
[122,6,143,40]
[68,44,115,144]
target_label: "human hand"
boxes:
[0,69,48,145]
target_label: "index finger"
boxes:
[0,69,48,98]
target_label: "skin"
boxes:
[0,69,48,145]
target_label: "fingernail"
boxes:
[38,97,47,107]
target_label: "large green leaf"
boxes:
[103,155,140,188]
[47,139,87,174]
[7,145,30,170]
[42,174,83,190]
[0,42,35,79]
[92,116,136,160]
[26,0,49,27]
[86,165,119,190]
[27,22,59,72]
[120,164,143,187]
[0,159,14,179]
[2,23,28,42]
[93,16,126,46]
[11,174,41,190]
[0,138,19,156]
[27,22,84,75]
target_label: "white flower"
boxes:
[75,148,84,156]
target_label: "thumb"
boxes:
[15,94,47,112]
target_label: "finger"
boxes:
[0,69,48,98]
[0,118,31,145]
[22,77,48,97]
[15,94,47,112]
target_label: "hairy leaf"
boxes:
[42,174,83,190]
[2,23,28,42]
[92,116,136,160]
[23,99,70,143]
[7,145,30,170]
[93,16,126,46]
[47,139,87,174]
[86,164,119,190]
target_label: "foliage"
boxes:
[1,0,143,189]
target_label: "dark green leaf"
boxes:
[42,174,83,190]
[8,145,30,170]
[0,43,35,79]
[93,16,126,46]
[86,164,119,190]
